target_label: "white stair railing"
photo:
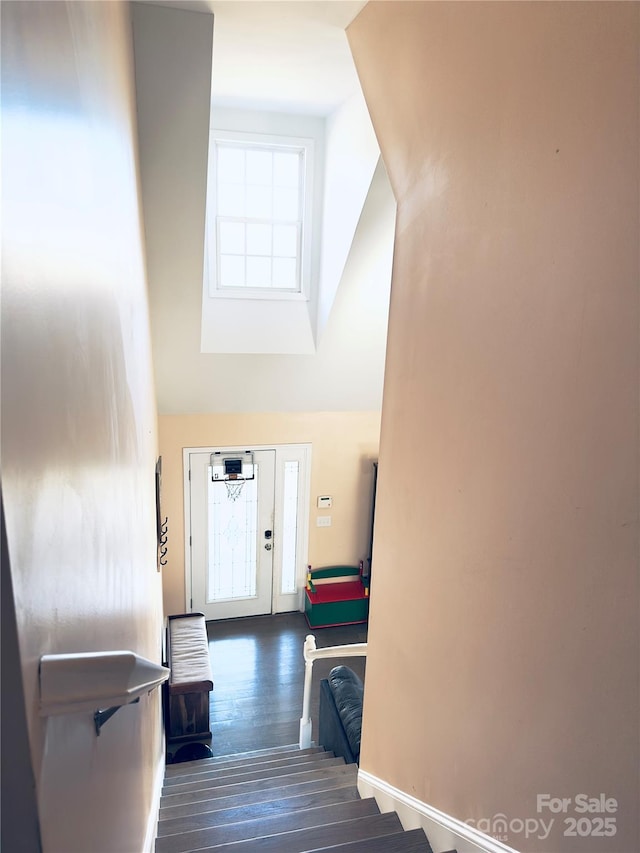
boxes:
[299,633,367,749]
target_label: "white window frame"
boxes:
[205,129,315,302]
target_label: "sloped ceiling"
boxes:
[133,1,395,413]
[207,1,367,114]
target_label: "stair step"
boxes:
[161,757,346,800]
[211,743,303,758]
[165,747,324,779]
[163,751,336,789]
[156,798,380,852]
[158,741,432,853]
[165,743,308,771]
[190,811,404,852]
[159,764,358,817]
[157,784,362,837]
[308,827,433,852]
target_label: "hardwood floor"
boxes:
[205,612,367,757]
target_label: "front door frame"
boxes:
[183,443,311,616]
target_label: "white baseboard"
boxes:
[143,748,166,853]
[357,769,520,853]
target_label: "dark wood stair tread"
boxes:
[155,616,432,853]
[309,827,433,852]
[157,746,433,853]
[165,747,325,780]
[191,812,404,852]
[162,756,345,797]
[166,743,304,771]
[157,784,361,837]
[163,752,337,789]
[159,765,358,819]
[160,761,350,807]
[156,798,380,852]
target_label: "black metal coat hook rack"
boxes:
[160,517,168,566]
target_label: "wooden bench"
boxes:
[165,613,213,745]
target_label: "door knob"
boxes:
[264,543,272,551]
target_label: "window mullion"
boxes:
[212,136,307,295]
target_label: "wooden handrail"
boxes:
[39,651,169,733]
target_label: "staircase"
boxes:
[156,744,433,852]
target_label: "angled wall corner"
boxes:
[131,1,214,372]
[316,89,383,343]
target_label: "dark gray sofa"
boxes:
[318,665,364,765]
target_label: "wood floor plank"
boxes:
[155,799,380,853]
[203,613,367,758]
[156,786,363,838]
[208,721,302,756]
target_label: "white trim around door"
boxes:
[183,443,311,618]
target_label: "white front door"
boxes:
[189,449,275,620]
[187,445,311,620]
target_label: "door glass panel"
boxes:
[281,460,299,594]
[207,468,259,602]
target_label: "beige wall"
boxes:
[159,412,380,615]
[349,3,639,852]
[1,2,163,851]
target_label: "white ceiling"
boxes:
[148,0,367,114]
[208,1,366,113]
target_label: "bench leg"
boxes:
[168,690,212,743]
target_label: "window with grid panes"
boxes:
[210,137,310,295]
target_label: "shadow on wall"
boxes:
[1,493,42,852]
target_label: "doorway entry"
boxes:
[184,444,310,620]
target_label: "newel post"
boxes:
[298,634,316,749]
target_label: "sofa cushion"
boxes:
[328,665,364,760]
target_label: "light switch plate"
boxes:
[316,516,332,527]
